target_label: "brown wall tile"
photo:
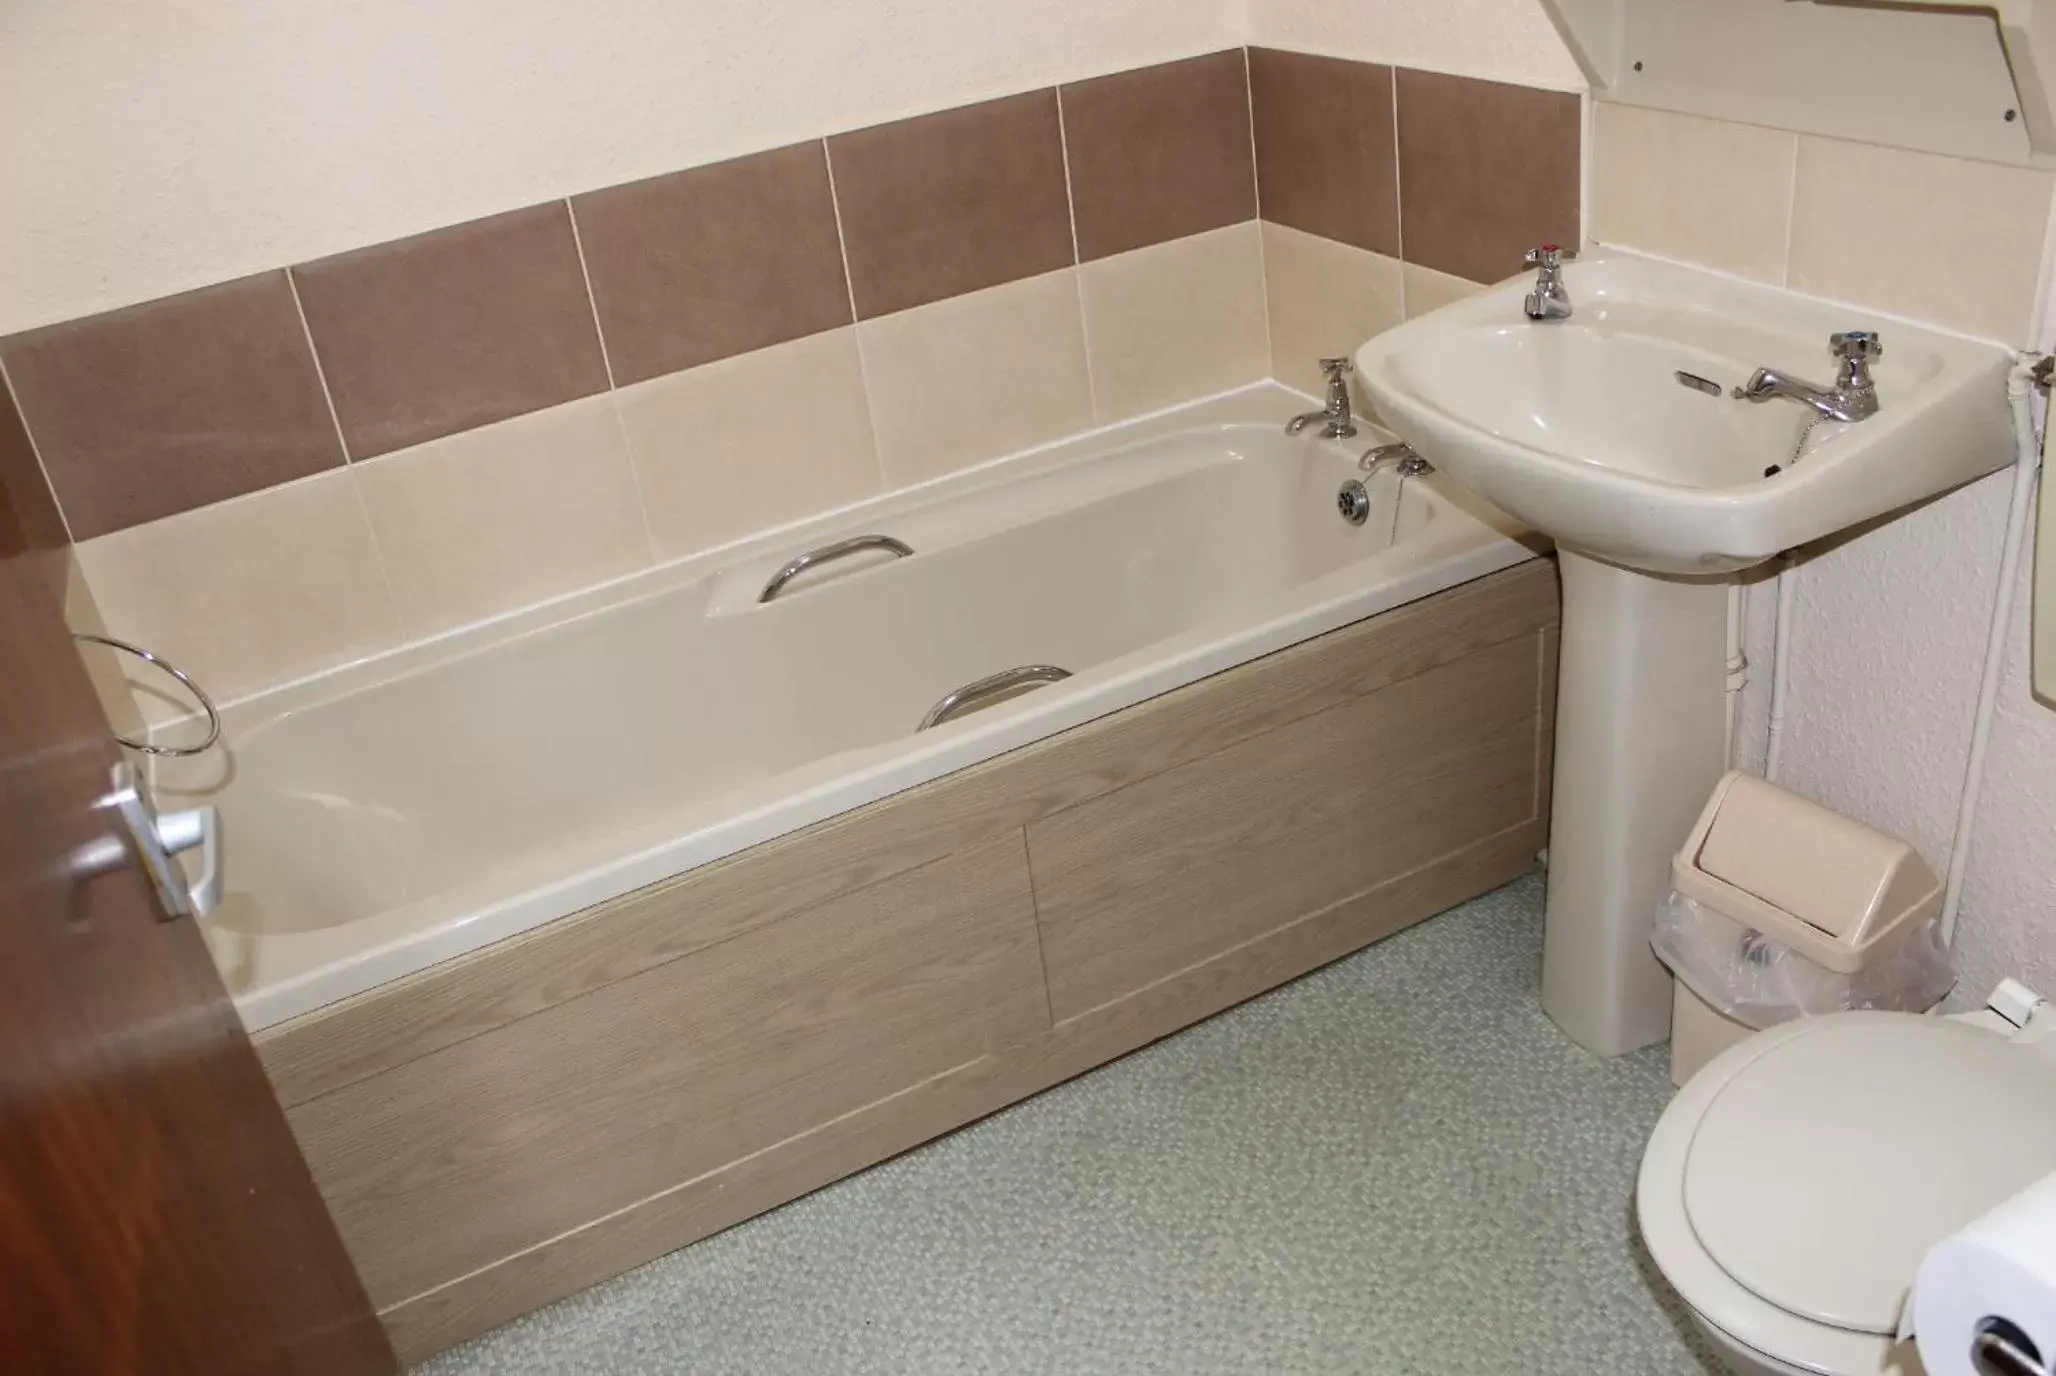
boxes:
[828,90,1075,319]
[1248,49,1399,257]
[1396,70,1580,286]
[293,203,609,458]
[0,370,66,560]
[573,143,854,386]
[0,273,344,539]
[1062,51,1257,262]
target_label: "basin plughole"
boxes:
[1357,251,2015,1055]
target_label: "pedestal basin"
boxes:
[1359,253,2013,575]
[1355,251,2016,1056]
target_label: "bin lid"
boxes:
[1681,1015,2056,1335]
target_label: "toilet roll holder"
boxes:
[1970,1318,2041,1376]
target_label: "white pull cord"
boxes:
[1939,355,2044,947]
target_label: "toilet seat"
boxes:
[1638,1010,2056,1374]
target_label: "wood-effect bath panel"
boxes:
[1027,634,1542,1021]
[256,557,1561,1360]
[287,833,1047,1308]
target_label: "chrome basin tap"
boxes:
[1733,331,1883,424]
[1523,244,1574,321]
[1287,357,1359,438]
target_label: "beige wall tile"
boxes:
[618,329,883,562]
[1591,105,1797,284]
[1079,223,1269,422]
[1788,137,2053,344]
[1261,221,1403,408]
[62,549,149,739]
[1403,262,1487,320]
[857,269,1095,486]
[74,470,402,719]
[353,394,653,639]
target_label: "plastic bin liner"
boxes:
[1652,889,1954,1029]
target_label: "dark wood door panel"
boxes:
[0,443,394,1374]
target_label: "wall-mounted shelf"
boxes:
[1542,0,2056,165]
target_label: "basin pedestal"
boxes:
[1541,551,1729,1056]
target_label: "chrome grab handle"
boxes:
[757,534,913,603]
[918,665,1073,731]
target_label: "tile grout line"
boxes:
[285,266,408,637]
[1243,46,1277,379]
[2029,176,2056,353]
[1052,84,1102,426]
[565,197,663,568]
[1778,137,1801,289]
[0,354,73,543]
[820,139,892,493]
[1390,69,1407,321]
[285,267,354,465]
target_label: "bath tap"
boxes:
[1523,244,1574,321]
[1732,331,1883,424]
[1287,357,1359,438]
[1360,441,1434,479]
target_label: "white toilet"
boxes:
[1637,1005,2056,1376]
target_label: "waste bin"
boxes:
[1651,771,1955,1085]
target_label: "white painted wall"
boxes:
[0,0,1241,332]
[1244,0,1584,89]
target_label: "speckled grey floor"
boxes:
[418,872,1725,1375]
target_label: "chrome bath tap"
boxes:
[1287,357,1359,439]
[1732,331,1883,424]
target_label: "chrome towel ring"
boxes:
[70,633,222,757]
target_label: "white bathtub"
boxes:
[157,386,1538,1029]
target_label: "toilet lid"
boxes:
[1682,1016,2056,1336]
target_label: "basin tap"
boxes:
[1732,331,1882,424]
[1523,244,1574,321]
[1287,357,1359,438]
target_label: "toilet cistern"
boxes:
[1354,249,2016,1056]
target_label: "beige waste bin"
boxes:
[1652,771,1953,1085]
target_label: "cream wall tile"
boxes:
[74,469,402,719]
[1261,221,1403,409]
[63,547,150,738]
[1788,137,2054,344]
[857,268,1095,486]
[1078,222,1269,422]
[618,328,882,562]
[353,393,652,638]
[1403,262,1487,320]
[1591,105,1796,284]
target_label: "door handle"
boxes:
[70,762,221,919]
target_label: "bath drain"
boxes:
[1337,480,1371,526]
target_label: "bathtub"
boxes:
[157,386,1538,1031]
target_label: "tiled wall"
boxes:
[1248,50,1580,403]
[1,47,1580,715]
[1592,102,2053,345]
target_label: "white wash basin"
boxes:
[1356,252,2015,573]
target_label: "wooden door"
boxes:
[0,401,395,1373]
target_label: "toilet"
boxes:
[1637,1005,2056,1376]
